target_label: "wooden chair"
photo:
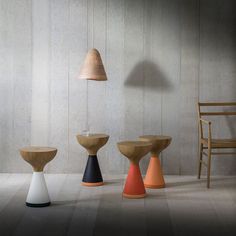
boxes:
[197,102,236,188]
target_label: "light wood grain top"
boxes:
[117,141,152,164]
[139,135,171,141]
[20,146,57,172]
[20,146,57,153]
[117,141,152,147]
[77,134,109,139]
[139,135,172,156]
[76,133,109,155]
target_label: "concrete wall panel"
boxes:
[0,0,235,175]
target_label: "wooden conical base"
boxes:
[144,156,165,188]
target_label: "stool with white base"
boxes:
[20,146,57,207]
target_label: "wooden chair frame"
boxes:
[197,102,236,188]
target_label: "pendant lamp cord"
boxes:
[86,80,89,132]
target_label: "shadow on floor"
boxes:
[103,179,124,186]
[165,176,235,188]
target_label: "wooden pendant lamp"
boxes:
[78,48,107,81]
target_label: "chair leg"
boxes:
[198,144,203,179]
[207,148,212,188]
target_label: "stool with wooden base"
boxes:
[139,135,172,189]
[76,134,109,187]
[19,146,57,207]
[117,141,152,199]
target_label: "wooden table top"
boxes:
[76,133,109,155]
[117,141,152,164]
[139,135,172,156]
[20,146,57,153]
[19,146,57,172]
[139,135,171,141]
[76,134,109,139]
[117,141,152,147]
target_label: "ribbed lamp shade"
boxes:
[78,48,107,81]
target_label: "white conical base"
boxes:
[26,172,50,207]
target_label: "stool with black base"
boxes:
[76,134,109,186]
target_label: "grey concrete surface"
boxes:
[0,0,235,174]
[0,174,235,236]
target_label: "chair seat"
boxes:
[201,138,236,148]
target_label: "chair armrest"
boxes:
[199,119,212,142]
[199,118,211,125]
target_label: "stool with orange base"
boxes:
[139,135,172,189]
[76,133,109,187]
[117,141,152,199]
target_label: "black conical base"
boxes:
[82,155,103,184]
[26,202,51,208]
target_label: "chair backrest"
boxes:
[197,102,236,139]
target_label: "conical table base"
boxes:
[26,172,51,207]
[123,163,146,199]
[144,156,165,188]
[82,155,103,186]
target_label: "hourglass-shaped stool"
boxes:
[139,135,171,188]
[117,141,152,199]
[19,146,57,207]
[76,134,109,186]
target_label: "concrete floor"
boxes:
[0,174,235,236]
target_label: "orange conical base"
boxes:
[144,156,165,188]
[123,163,146,199]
